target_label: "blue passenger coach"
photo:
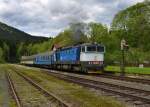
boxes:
[34,51,54,65]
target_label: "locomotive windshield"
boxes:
[97,46,104,52]
[87,46,96,52]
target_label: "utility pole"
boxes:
[120,39,129,76]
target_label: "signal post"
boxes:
[120,39,129,76]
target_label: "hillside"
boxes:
[0,21,49,62]
[0,22,48,45]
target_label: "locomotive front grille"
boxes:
[88,61,103,65]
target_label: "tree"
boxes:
[53,29,74,46]
[17,42,29,61]
[0,47,4,63]
[89,22,109,43]
[2,42,10,61]
[111,2,150,51]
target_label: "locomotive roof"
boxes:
[22,51,55,59]
[59,43,104,50]
[79,43,104,46]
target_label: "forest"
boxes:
[0,1,149,66]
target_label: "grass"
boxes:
[10,64,126,107]
[105,66,150,75]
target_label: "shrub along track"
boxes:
[42,70,150,106]
[8,69,70,107]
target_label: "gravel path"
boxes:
[0,70,10,107]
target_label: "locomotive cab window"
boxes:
[81,47,85,52]
[97,46,104,52]
[87,46,96,52]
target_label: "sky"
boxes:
[0,0,144,37]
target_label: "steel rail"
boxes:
[6,72,22,107]
[94,74,150,85]
[46,71,150,104]
[14,70,70,107]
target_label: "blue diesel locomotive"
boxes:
[21,43,105,72]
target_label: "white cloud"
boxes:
[0,0,144,37]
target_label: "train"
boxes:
[21,43,105,73]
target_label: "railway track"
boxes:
[22,64,150,85]
[6,72,22,107]
[13,70,70,107]
[91,73,150,85]
[104,70,150,76]
[36,66,150,85]
[13,65,150,106]
[45,71,150,106]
